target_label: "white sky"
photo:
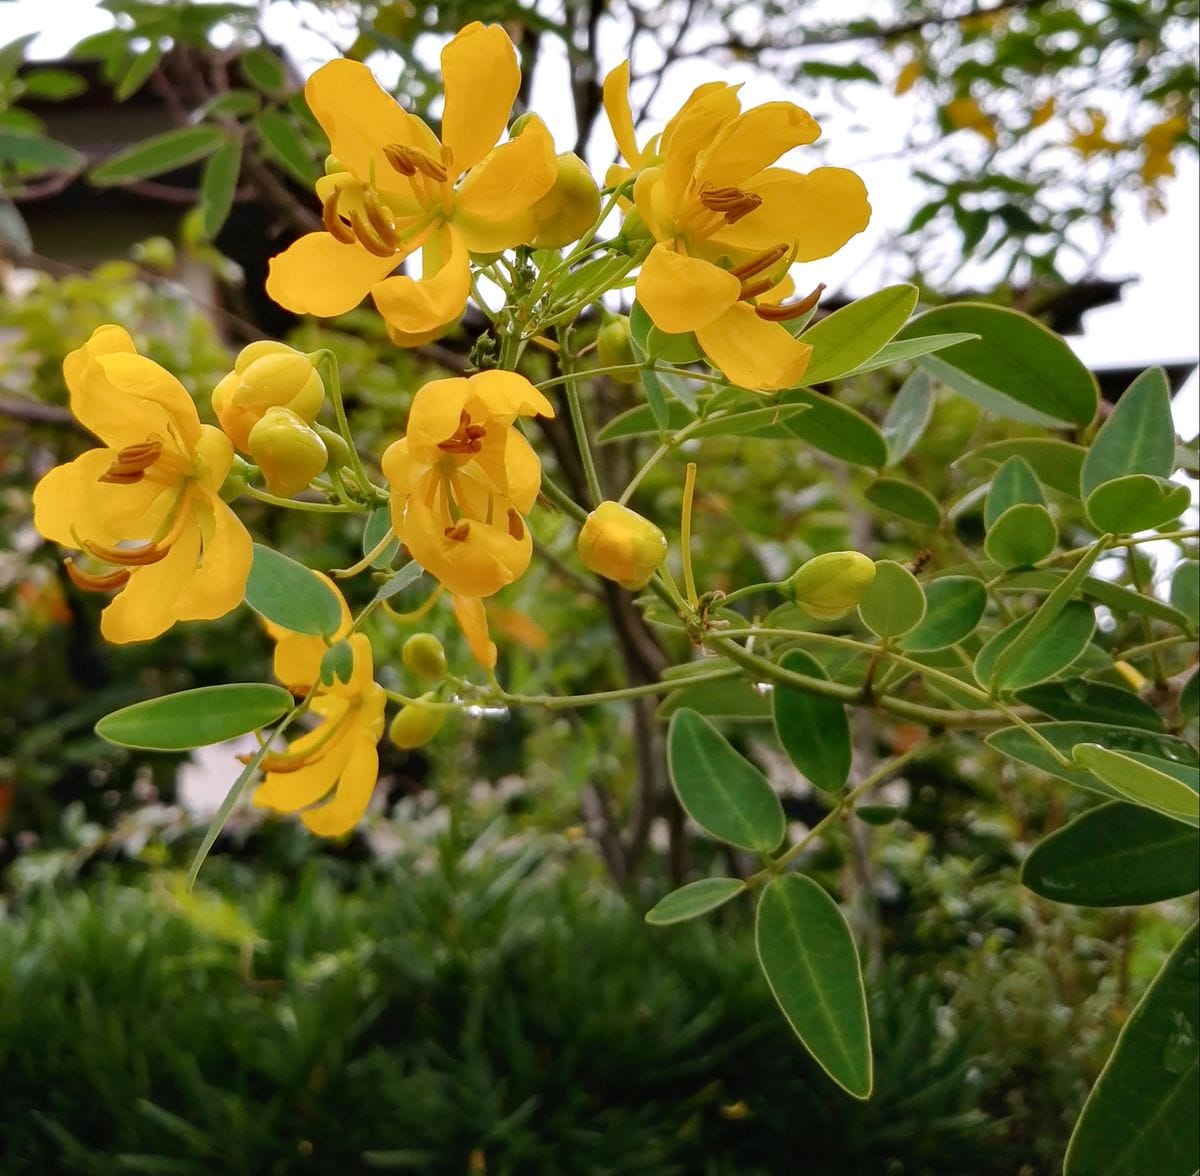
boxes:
[5,0,1197,426]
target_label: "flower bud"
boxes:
[402,633,448,682]
[578,500,667,591]
[531,153,601,249]
[213,343,325,452]
[388,697,445,750]
[314,423,354,471]
[790,551,876,620]
[247,407,329,497]
[596,316,640,384]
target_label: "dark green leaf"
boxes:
[244,544,343,636]
[1065,923,1199,1176]
[899,576,988,651]
[858,559,926,638]
[96,684,293,750]
[776,389,888,467]
[864,477,942,526]
[855,805,900,826]
[1071,745,1199,827]
[1081,368,1176,496]
[984,503,1058,568]
[756,874,873,1099]
[974,600,1095,693]
[596,400,693,442]
[90,124,227,185]
[1180,669,1198,721]
[1016,679,1165,732]
[839,332,979,380]
[362,506,399,568]
[1000,567,1191,628]
[1170,560,1199,629]
[241,47,288,94]
[641,368,670,430]
[772,650,852,792]
[963,438,1086,497]
[657,678,770,719]
[689,404,809,439]
[1022,803,1198,906]
[255,109,319,186]
[199,136,241,239]
[21,68,87,100]
[645,878,747,925]
[1085,474,1190,534]
[0,129,83,170]
[667,709,785,852]
[883,368,934,465]
[319,640,355,686]
[798,284,919,384]
[984,455,1044,527]
[114,42,164,101]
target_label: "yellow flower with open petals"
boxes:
[603,63,870,392]
[266,22,557,343]
[381,371,554,668]
[254,581,386,837]
[32,325,252,644]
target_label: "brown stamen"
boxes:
[349,209,397,257]
[64,558,131,593]
[437,410,487,455]
[362,188,400,246]
[699,186,762,224]
[99,440,164,485]
[730,243,789,281]
[738,277,775,301]
[321,190,356,244]
[754,283,827,322]
[384,143,448,183]
[444,521,471,542]
[82,538,170,567]
[506,509,525,541]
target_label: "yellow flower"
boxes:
[254,581,386,836]
[944,96,998,144]
[381,371,554,668]
[603,63,870,392]
[211,341,324,453]
[32,325,252,644]
[577,500,667,590]
[265,22,557,344]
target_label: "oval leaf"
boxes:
[245,544,343,636]
[667,709,785,852]
[858,559,926,638]
[1081,367,1176,496]
[864,477,942,526]
[1171,561,1199,630]
[1071,744,1199,827]
[798,284,919,384]
[1015,679,1165,732]
[1022,802,1199,907]
[974,599,1095,693]
[984,455,1044,527]
[90,124,227,185]
[199,135,242,240]
[776,388,888,467]
[645,877,747,925]
[756,874,873,1099]
[984,502,1058,568]
[254,109,318,186]
[96,683,293,750]
[899,576,987,651]
[1065,923,1199,1176]
[1085,474,1191,535]
[0,128,83,171]
[772,650,852,792]
[963,438,1086,497]
[883,368,934,465]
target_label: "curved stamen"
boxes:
[699,186,762,223]
[739,277,775,301]
[99,440,164,485]
[349,209,397,257]
[437,410,487,455]
[730,243,789,281]
[322,189,356,244]
[384,143,448,183]
[362,188,401,247]
[64,558,132,592]
[754,282,827,322]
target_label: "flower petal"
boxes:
[370,227,470,341]
[603,61,643,169]
[404,502,530,598]
[98,520,203,643]
[404,378,471,461]
[465,370,555,423]
[440,22,520,176]
[694,102,821,190]
[171,490,253,623]
[451,594,497,669]
[660,81,742,205]
[300,732,381,837]
[636,243,739,334]
[266,232,405,318]
[471,427,542,514]
[254,713,357,813]
[92,353,203,452]
[695,303,813,392]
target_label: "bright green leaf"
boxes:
[255,109,319,186]
[90,124,227,185]
[0,129,83,171]
[775,389,888,467]
[1085,474,1190,535]
[772,650,852,792]
[244,544,343,636]
[688,405,809,440]
[1071,744,1199,827]
[839,332,979,380]
[95,684,294,750]
[899,576,988,651]
[658,678,770,719]
[114,42,164,101]
[645,878,747,925]
[984,455,1044,527]
[858,559,926,638]
[974,600,1095,693]
[199,136,241,240]
[241,46,289,94]
[797,284,919,384]
[1081,368,1176,496]
[597,400,693,442]
[1170,561,1199,629]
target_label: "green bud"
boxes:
[596,317,639,384]
[789,550,877,620]
[532,153,602,249]
[314,423,354,470]
[402,633,448,681]
[388,697,445,750]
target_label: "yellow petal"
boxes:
[451,594,497,669]
[696,303,813,392]
[632,168,674,242]
[695,102,821,190]
[267,232,406,318]
[98,521,203,643]
[403,502,530,598]
[660,81,742,205]
[254,713,357,813]
[404,378,471,461]
[95,353,203,452]
[305,58,436,187]
[603,61,642,169]
[370,227,470,341]
[440,22,520,176]
[62,325,136,406]
[635,243,739,334]
[471,427,542,514]
[171,490,253,623]
[454,118,557,250]
[465,370,555,423]
[711,166,871,261]
[300,731,381,837]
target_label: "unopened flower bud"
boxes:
[402,633,448,681]
[596,316,640,384]
[248,407,328,497]
[388,697,445,750]
[532,153,601,248]
[213,343,325,451]
[790,550,876,620]
[314,423,354,470]
[578,500,667,591]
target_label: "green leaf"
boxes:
[319,640,355,686]
[984,455,1044,527]
[772,650,852,792]
[20,68,87,101]
[755,874,873,1099]
[688,404,809,439]
[114,42,164,101]
[90,124,227,185]
[883,368,934,465]
[667,709,785,852]
[244,544,343,637]
[1172,561,1199,630]
[1000,567,1191,628]
[838,332,979,380]
[641,367,670,430]
[864,477,942,526]
[1015,679,1165,732]
[657,677,770,719]
[645,878,747,925]
[984,503,1058,568]
[241,46,289,94]
[795,284,918,384]
[1180,669,1198,721]
[974,600,1095,693]
[200,89,262,119]
[901,303,1098,427]
[95,684,294,750]
[255,109,319,186]
[1081,368,1176,496]
[775,389,888,467]
[1071,745,1199,827]
[898,576,988,651]
[1065,923,1199,1176]
[963,438,1086,497]
[858,559,926,638]
[1022,803,1199,906]
[198,136,241,239]
[0,129,83,171]
[373,561,427,603]
[362,506,399,568]
[596,400,693,442]
[1085,474,1190,534]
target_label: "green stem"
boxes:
[540,473,589,525]
[312,350,376,503]
[496,668,739,711]
[242,485,365,513]
[559,326,604,505]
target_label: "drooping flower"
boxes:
[266,22,557,344]
[254,581,386,836]
[381,371,555,668]
[603,63,871,392]
[32,325,252,644]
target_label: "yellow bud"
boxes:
[596,317,640,384]
[578,500,667,591]
[402,633,448,682]
[247,407,328,497]
[388,698,445,750]
[532,153,601,249]
[790,551,877,620]
[215,344,325,451]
